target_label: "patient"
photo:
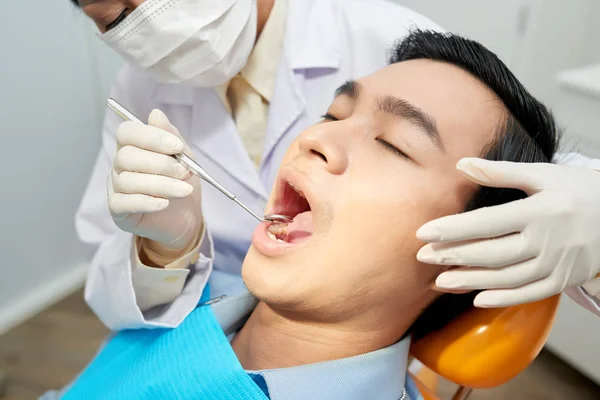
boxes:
[56,30,558,400]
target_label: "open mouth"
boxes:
[267,180,313,244]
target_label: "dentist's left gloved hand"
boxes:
[416,158,600,308]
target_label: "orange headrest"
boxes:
[410,295,560,389]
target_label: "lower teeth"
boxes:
[267,231,285,242]
[267,224,288,243]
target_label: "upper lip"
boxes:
[269,166,318,219]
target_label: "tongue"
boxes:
[286,211,314,244]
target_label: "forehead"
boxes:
[356,59,506,160]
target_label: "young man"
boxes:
[72,0,600,333]
[51,30,560,400]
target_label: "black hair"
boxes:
[390,30,560,340]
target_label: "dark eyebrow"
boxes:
[334,80,360,99]
[333,80,444,152]
[376,95,444,152]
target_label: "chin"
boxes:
[241,247,283,301]
[241,247,315,311]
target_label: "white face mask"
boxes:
[100,0,257,87]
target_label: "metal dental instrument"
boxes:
[106,98,292,224]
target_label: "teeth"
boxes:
[269,223,288,236]
[267,228,287,243]
[267,222,289,243]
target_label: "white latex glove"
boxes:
[416,157,600,308]
[108,109,203,254]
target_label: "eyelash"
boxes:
[321,113,338,121]
[106,8,128,31]
[320,113,410,159]
[376,138,409,159]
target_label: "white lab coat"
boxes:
[76,0,600,331]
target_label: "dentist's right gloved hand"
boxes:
[108,109,203,266]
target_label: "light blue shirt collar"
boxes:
[211,292,409,400]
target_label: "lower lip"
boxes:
[251,222,300,257]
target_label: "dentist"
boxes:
[72,0,600,330]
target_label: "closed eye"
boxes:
[376,138,411,161]
[106,8,129,31]
[321,113,339,122]
[322,112,415,163]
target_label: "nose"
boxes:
[298,123,349,175]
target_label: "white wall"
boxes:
[0,1,122,333]
[394,0,528,68]
[393,0,595,105]
[584,1,600,64]
[512,0,593,105]
[81,19,126,109]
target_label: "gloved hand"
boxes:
[108,109,203,258]
[416,157,600,307]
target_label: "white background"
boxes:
[0,1,123,332]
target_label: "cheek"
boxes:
[326,171,468,275]
[339,172,457,239]
[323,179,433,277]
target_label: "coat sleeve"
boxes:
[75,67,212,330]
[555,152,600,316]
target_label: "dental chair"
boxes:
[408,294,561,400]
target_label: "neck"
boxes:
[231,301,408,370]
[256,0,275,40]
